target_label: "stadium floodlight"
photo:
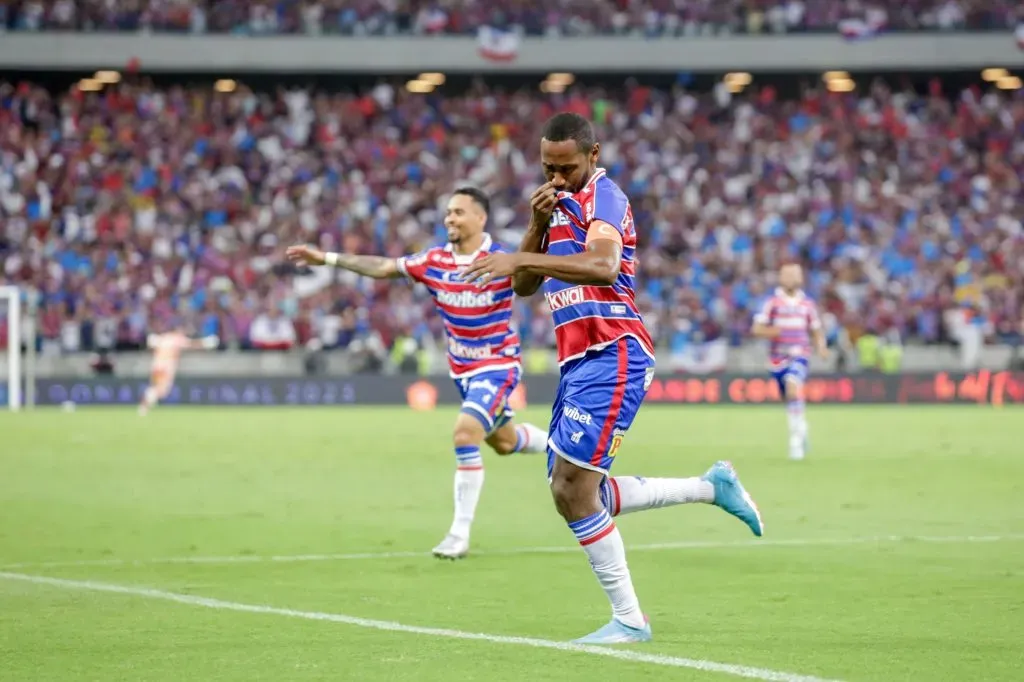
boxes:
[419,73,446,86]
[540,80,567,94]
[826,78,856,93]
[822,71,850,83]
[1,286,37,411]
[996,76,1022,91]
[406,80,434,94]
[725,72,752,87]
[981,68,1008,82]
[95,70,122,84]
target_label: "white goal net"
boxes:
[0,286,37,411]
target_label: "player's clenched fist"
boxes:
[286,244,326,267]
[529,182,558,227]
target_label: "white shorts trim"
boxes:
[450,362,522,380]
[461,402,496,431]
[547,438,610,476]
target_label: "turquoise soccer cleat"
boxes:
[572,617,652,645]
[702,461,765,537]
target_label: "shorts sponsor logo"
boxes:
[562,405,593,425]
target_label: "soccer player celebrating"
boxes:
[751,263,828,461]
[462,114,764,644]
[286,187,548,560]
[138,327,219,415]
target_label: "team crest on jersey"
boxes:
[608,429,626,458]
[549,211,572,227]
[621,210,634,233]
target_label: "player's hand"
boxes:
[286,244,326,267]
[529,182,558,228]
[461,253,521,287]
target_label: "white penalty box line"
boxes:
[2,533,1022,571]
[0,570,842,682]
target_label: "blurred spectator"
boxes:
[249,305,297,350]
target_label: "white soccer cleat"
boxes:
[432,534,469,560]
[789,435,805,461]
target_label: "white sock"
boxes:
[569,509,645,629]
[601,476,714,516]
[513,423,548,454]
[449,446,484,540]
[787,400,807,440]
[142,387,158,408]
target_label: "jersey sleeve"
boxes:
[588,183,631,237]
[753,298,775,325]
[396,249,431,284]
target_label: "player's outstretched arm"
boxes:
[286,244,402,279]
[464,222,622,288]
[750,322,780,339]
[811,325,829,359]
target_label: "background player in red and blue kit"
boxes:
[464,114,764,644]
[286,188,548,560]
[752,263,828,461]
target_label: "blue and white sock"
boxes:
[568,509,645,629]
[512,423,548,454]
[449,446,484,540]
[600,476,714,517]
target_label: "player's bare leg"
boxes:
[785,376,808,460]
[138,372,171,416]
[485,421,548,456]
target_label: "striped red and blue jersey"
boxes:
[397,233,521,378]
[753,287,822,368]
[542,168,655,366]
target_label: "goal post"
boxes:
[1,286,37,411]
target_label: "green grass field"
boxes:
[1,405,1022,682]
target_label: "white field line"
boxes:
[2,533,1022,571]
[0,571,842,682]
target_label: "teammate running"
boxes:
[751,263,828,460]
[138,328,219,415]
[286,187,548,560]
[463,113,764,644]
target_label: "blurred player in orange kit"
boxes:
[138,328,219,415]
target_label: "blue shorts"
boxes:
[455,367,520,435]
[547,337,655,477]
[771,358,809,399]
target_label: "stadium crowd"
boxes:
[0,0,1019,35]
[0,77,1022,357]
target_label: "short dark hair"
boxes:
[540,113,596,153]
[452,186,490,216]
